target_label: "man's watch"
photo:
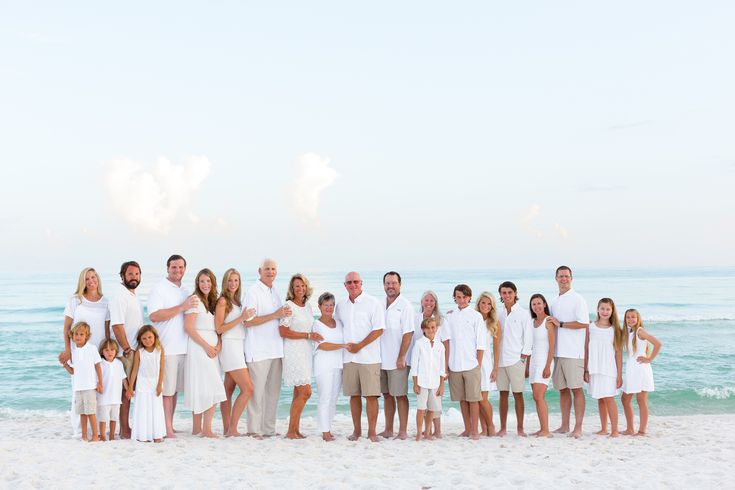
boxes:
[559,321,564,328]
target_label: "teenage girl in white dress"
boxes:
[528,293,555,437]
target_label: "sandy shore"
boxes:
[1,409,733,489]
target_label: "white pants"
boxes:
[316,369,342,433]
[246,358,282,436]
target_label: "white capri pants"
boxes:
[316,369,342,433]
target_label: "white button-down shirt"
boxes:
[445,306,486,372]
[381,294,415,370]
[550,288,590,359]
[409,336,446,390]
[243,280,284,363]
[109,282,144,355]
[497,302,534,367]
[336,292,385,365]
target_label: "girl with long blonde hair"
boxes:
[475,291,501,437]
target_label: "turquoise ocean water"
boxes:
[1,267,733,422]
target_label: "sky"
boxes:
[1,1,733,276]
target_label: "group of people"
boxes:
[59,257,663,443]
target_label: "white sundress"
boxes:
[282,301,315,387]
[219,304,247,372]
[131,347,165,441]
[587,322,620,399]
[529,317,554,385]
[481,328,498,392]
[184,303,227,414]
[622,328,655,394]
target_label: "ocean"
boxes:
[1,267,733,423]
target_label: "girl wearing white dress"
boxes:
[184,269,227,438]
[584,298,624,437]
[279,274,323,439]
[215,268,256,437]
[475,292,500,437]
[528,293,555,437]
[129,325,165,443]
[621,309,662,436]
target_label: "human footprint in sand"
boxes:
[411,317,446,442]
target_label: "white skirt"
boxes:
[184,332,227,414]
[219,338,247,372]
[131,379,165,441]
[588,373,620,399]
[529,360,554,386]
[623,359,655,394]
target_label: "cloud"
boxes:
[521,204,541,226]
[106,156,212,234]
[290,153,337,227]
[520,204,570,240]
[554,223,569,239]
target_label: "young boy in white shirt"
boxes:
[410,317,446,441]
[62,321,103,442]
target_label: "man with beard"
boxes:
[109,260,144,439]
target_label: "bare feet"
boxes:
[553,426,569,434]
[568,429,583,439]
[634,431,647,436]
[496,429,507,437]
[252,434,264,440]
[378,430,394,438]
[297,432,307,439]
[535,431,552,438]
[415,433,423,442]
[201,431,219,439]
[621,429,635,436]
[322,432,335,442]
[458,430,469,437]
[225,430,243,437]
[595,429,609,435]
[470,433,480,440]
[394,432,408,440]
[154,438,163,443]
[89,435,100,442]
[517,430,528,437]
[610,431,620,438]
[99,435,107,442]
[348,432,361,441]
[285,432,300,439]
[368,434,380,443]
[166,432,177,439]
[433,432,442,439]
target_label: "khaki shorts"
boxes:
[448,365,482,402]
[497,359,527,393]
[553,357,585,390]
[416,387,442,412]
[162,354,185,396]
[381,368,409,396]
[74,389,97,415]
[97,404,121,423]
[342,362,381,397]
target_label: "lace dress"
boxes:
[282,301,315,387]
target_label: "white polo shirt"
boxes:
[445,306,486,372]
[109,282,144,355]
[243,280,284,363]
[147,278,190,356]
[550,288,590,359]
[497,303,534,368]
[336,292,385,365]
[97,358,127,405]
[69,342,102,392]
[380,294,415,370]
[409,336,446,390]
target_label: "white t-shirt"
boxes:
[335,292,385,365]
[243,280,284,363]
[497,303,534,367]
[312,319,344,377]
[445,306,486,372]
[380,295,415,370]
[109,283,144,355]
[69,342,102,392]
[550,288,590,359]
[64,295,110,352]
[147,278,191,356]
[97,358,127,405]
[409,336,446,390]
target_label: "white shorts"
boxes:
[416,387,442,412]
[97,404,121,423]
[163,354,186,396]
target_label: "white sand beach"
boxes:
[1,410,733,489]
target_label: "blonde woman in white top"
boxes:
[475,292,500,437]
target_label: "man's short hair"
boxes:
[555,265,572,277]
[167,254,186,267]
[119,260,141,278]
[453,284,472,298]
[383,271,402,284]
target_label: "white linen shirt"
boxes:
[109,283,144,355]
[550,288,590,359]
[69,343,102,392]
[97,358,127,405]
[335,292,385,365]
[497,303,534,367]
[407,313,448,365]
[409,336,446,390]
[147,278,190,356]
[380,294,415,370]
[243,280,284,362]
[445,306,486,372]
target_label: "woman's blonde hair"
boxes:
[623,308,648,354]
[74,267,103,302]
[286,274,313,302]
[219,268,242,316]
[597,298,624,352]
[475,291,500,339]
[195,269,219,314]
[419,291,442,324]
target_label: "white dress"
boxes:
[131,347,165,441]
[219,304,247,372]
[282,301,314,387]
[481,329,498,392]
[587,322,620,399]
[184,303,227,414]
[622,328,655,394]
[529,317,554,385]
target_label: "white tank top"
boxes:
[222,304,245,340]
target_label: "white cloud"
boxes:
[521,204,541,226]
[106,156,212,234]
[554,223,569,239]
[520,204,570,240]
[290,153,337,227]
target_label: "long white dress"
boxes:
[184,303,227,414]
[131,347,165,441]
[282,301,314,387]
[529,317,554,386]
[587,322,620,399]
[219,304,247,372]
[622,328,655,394]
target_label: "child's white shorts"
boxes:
[97,404,121,423]
[417,387,442,412]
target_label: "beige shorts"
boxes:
[381,368,409,396]
[342,362,381,397]
[97,404,121,423]
[162,354,185,396]
[497,359,527,393]
[74,389,97,415]
[416,387,442,412]
[448,365,482,402]
[553,357,585,390]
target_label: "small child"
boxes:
[410,317,446,441]
[621,309,662,436]
[97,339,132,441]
[61,321,103,442]
[585,298,624,437]
[129,325,166,443]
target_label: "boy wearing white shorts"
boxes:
[410,317,446,441]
